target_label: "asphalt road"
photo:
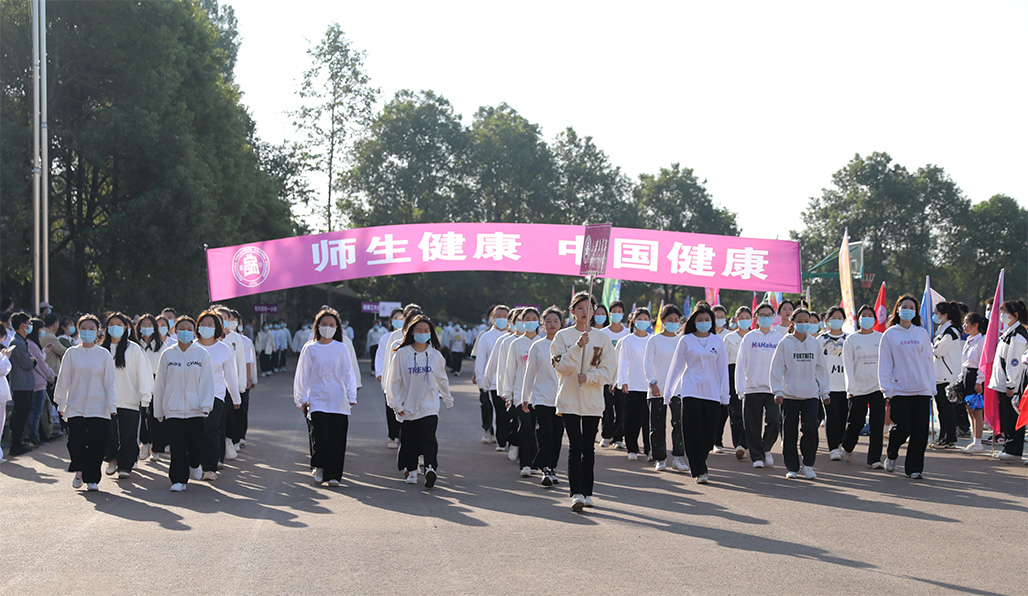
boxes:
[2,359,1026,595]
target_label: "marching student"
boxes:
[551,292,616,511]
[820,307,849,460]
[617,308,652,462]
[711,305,730,453]
[721,306,750,459]
[225,309,258,450]
[493,308,525,462]
[195,310,241,480]
[878,294,936,479]
[504,308,542,477]
[600,301,631,449]
[448,323,467,376]
[990,300,1028,462]
[153,316,215,492]
[841,306,886,467]
[930,301,964,449]
[522,306,565,486]
[376,307,406,449]
[774,300,795,337]
[294,309,358,487]
[53,315,117,491]
[644,304,687,472]
[959,313,986,453]
[663,305,730,484]
[735,303,785,468]
[137,314,168,462]
[388,315,454,488]
[256,322,274,377]
[155,316,173,350]
[100,312,154,479]
[770,309,830,480]
[473,304,509,446]
[484,307,519,455]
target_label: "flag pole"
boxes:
[31,0,41,313]
[582,274,594,375]
[40,0,50,303]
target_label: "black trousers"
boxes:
[384,397,401,440]
[66,417,110,484]
[533,405,564,470]
[887,395,931,475]
[743,392,780,462]
[310,411,348,481]
[451,352,464,373]
[563,414,599,497]
[782,398,821,471]
[227,390,250,443]
[624,390,650,455]
[398,415,439,472]
[201,399,226,472]
[146,404,169,452]
[517,406,537,467]
[9,390,33,453]
[842,391,886,464]
[999,388,1026,456]
[649,396,685,461]
[825,390,848,450]
[506,401,520,448]
[165,417,203,484]
[479,389,494,433]
[104,407,141,472]
[681,397,721,477]
[369,345,378,367]
[601,386,626,442]
[934,383,957,444]
[717,363,745,448]
[139,404,152,445]
[491,391,510,448]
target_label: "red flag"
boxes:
[1016,387,1028,430]
[980,269,1004,434]
[751,292,758,313]
[873,282,888,333]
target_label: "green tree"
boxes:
[943,194,1027,306]
[551,127,636,227]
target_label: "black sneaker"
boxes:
[424,466,437,488]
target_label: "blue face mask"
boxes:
[664,322,680,333]
[514,321,526,333]
[177,330,195,344]
[758,316,774,329]
[593,315,607,326]
[494,318,509,330]
[107,325,125,339]
[523,321,540,332]
[635,320,650,332]
[931,314,942,325]
[79,329,97,344]
[413,333,431,344]
[197,327,215,339]
[715,318,727,329]
[859,316,875,330]
[609,313,623,324]
[829,319,844,331]
[392,319,403,330]
[140,327,155,337]
[738,319,752,330]
[26,324,34,335]
[695,321,712,334]
[899,308,916,322]
[67,325,76,335]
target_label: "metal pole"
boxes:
[580,275,594,375]
[31,0,41,313]
[40,0,49,303]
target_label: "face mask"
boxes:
[593,315,607,326]
[494,318,509,330]
[413,333,431,344]
[392,319,403,330]
[140,327,155,337]
[829,319,844,331]
[664,322,681,333]
[818,322,826,330]
[1000,313,1012,325]
[157,326,168,336]
[632,320,648,332]
[694,321,712,333]
[738,319,752,330]
[107,325,125,339]
[524,321,539,332]
[79,329,98,344]
[758,316,774,329]
[225,320,238,331]
[177,330,195,343]
[514,321,526,333]
[67,325,76,335]
[609,313,623,324]
[985,309,992,319]
[26,324,34,335]
[197,327,215,339]
[319,326,336,338]
[931,314,942,325]
[899,308,916,322]
[859,316,875,330]
[715,318,726,328]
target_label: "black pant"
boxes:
[369,345,378,367]
[887,395,931,475]
[681,397,721,477]
[165,417,203,484]
[601,385,626,442]
[227,390,250,443]
[517,406,537,468]
[718,363,745,448]
[479,389,494,433]
[782,398,820,471]
[563,414,599,497]
[533,405,564,470]
[139,404,152,445]
[9,390,33,453]
[104,407,140,472]
[201,399,226,472]
[999,387,1026,456]
[146,404,169,452]
[66,417,110,484]
[506,401,520,448]
[842,391,886,464]
[825,390,848,450]
[310,411,348,481]
[624,390,650,455]
[743,392,780,462]
[384,396,401,440]
[451,352,464,374]
[934,383,957,444]
[398,415,439,472]
[490,391,509,447]
[649,397,685,461]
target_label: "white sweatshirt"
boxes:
[878,324,935,398]
[293,341,358,415]
[521,337,558,407]
[223,330,250,393]
[488,333,517,397]
[0,354,11,405]
[770,334,830,400]
[387,345,453,422]
[961,334,985,385]
[106,340,154,410]
[240,334,258,386]
[502,335,537,404]
[341,334,362,389]
[198,340,241,405]
[142,343,164,378]
[474,328,504,391]
[735,328,784,396]
[843,331,882,396]
[819,332,848,393]
[988,322,1028,392]
[602,326,632,386]
[551,326,617,416]
[374,329,399,379]
[616,333,650,392]
[153,342,216,420]
[724,331,743,365]
[663,333,730,405]
[644,333,679,398]
[932,321,963,385]
[54,345,117,419]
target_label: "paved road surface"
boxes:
[2,359,1026,595]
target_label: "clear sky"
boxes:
[225,0,1027,242]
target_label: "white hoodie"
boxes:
[735,328,784,396]
[474,327,504,391]
[293,340,358,415]
[988,322,1028,392]
[153,342,216,420]
[878,324,935,398]
[521,337,557,407]
[617,333,650,392]
[843,331,882,396]
[54,344,117,419]
[387,345,453,422]
[487,333,517,397]
[663,333,730,405]
[932,321,963,385]
[502,334,537,404]
[106,340,154,410]
[643,333,679,398]
[770,334,830,400]
[198,340,241,405]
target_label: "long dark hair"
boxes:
[395,314,441,351]
[313,308,343,342]
[629,308,651,332]
[935,301,961,326]
[27,317,44,348]
[684,305,716,335]
[102,312,136,368]
[999,300,1028,325]
[196,310,224,340]
[136,314,162,352]
[889,294,921,327]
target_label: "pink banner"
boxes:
[206,223,802,301]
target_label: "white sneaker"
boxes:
[224,439,238,461]
[480,433,492,444]
[149,451,161,463]
[507,446,519,462]
[313,468,325,484]
[764,454,774,467]
[671,456,689,472]
[571,494,586,511]
[0,458,7,464]
[201,471,217,481]
[785,470,799,479]
[239,439,246,448]
[583,496,595,507]
[189,466,202,481]
[72,472,83,489]
[713,446,725,454]
[405,471,418,484]
[217,461,225,470]
[105,461,117,476]
[696,474,709,484]
[599,438,611,448]
[885,458,896,472]
[654,460,667,471]
[962,443,984,453]
[170,482,187,492]
[996,452,1021,461]
[86,483,99,491]
[387,439,399,449]
[829,449,842,461]
[117,471,130,480]
[801,465,817,479]
[327,479,340,487]
[908,472,923,480]
[495,445,506,452]
[752,460,765,469]
[870,461,885,469]
[842,450,853,462]
[138,444,151,461]
[613,441,625,450]
[520,466,531,477]
[627,453,638,461]
[735,446,746,460]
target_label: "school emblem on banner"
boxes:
[232,246,271,288]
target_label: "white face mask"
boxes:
[1000,312,1012,325]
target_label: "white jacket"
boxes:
[735,328,784,396]
[616,333,650,392]
[878,324,935,398]
[988,322,1028,392]
[488,333,517,397]
[502,335,537,404]
[387,345,453,422]
[550,326,616,417]
[644,333,679,398]
[932,322,963,385]
[198,340,241,405]
[663,333,730,405]
[521,337,557,407]
[54,345,117,419]
[223,331,250,393]
[770,334,830,400]
[293,340,358,415]
[153,342,216,420]
[843,331,882,396]
[473,328,504,391]
[107,341,154,410]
